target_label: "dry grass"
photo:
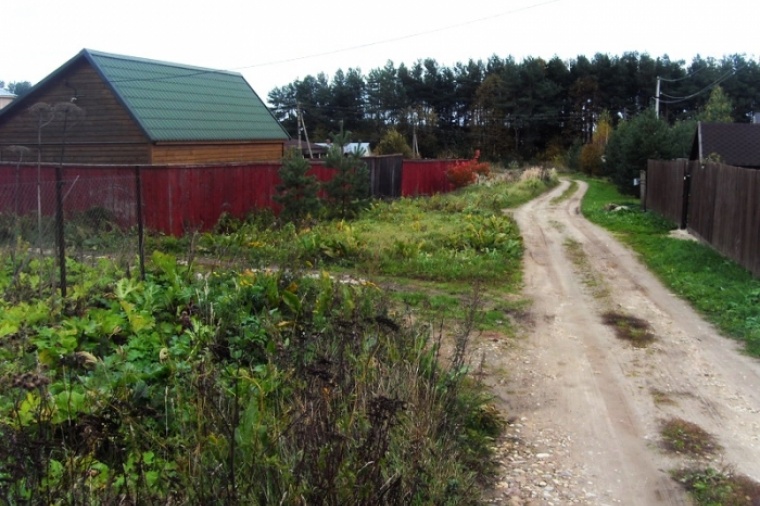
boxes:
[660,417,721,457]
[650,388,678,406]
[564,238,611,301]
[673,466,760,506]
[520,166,558,182]
[601,311,655,348]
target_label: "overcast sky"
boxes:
[3,0,758,104]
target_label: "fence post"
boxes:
[55,166,67,297]
[680,159,691,230]
[135,166,145,281]
[641,167,647,211]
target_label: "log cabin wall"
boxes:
[150,141,285,165]
[0,60,151,164]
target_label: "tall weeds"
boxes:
[0,260,500,505]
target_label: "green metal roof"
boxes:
[84,49,288,142]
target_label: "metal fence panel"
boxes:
[0,165,142,298]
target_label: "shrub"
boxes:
[374,128,414,158]
[446,150,491,189]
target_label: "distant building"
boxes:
[343,142,372,156]
[0,88,16,110]
[284,139,329,158]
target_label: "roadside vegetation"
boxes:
[660,418,721,457]
[580,177,760,357]
[0,166,557,504]
[580,176,760,505]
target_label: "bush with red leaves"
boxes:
[446,150,490,188]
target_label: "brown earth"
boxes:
[478,179,760,505]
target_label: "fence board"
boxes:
[645,159,687,227]
[366,155,403,198]
[686,161,760,277]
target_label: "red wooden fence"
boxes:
[0,159,456,236]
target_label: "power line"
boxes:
[656,65,741,104]
[106,0,564,85]
[659,66,707,83]
[234,0,565,72]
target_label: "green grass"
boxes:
[550,179,579,205]
[0,174,561,505]
[673,467,760,506]
[660,418,720,456]
[580,177,760,357]
[602,311,656,348]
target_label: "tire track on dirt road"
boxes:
[483,179,760,505]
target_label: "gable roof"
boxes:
[691,122,760,168]
[0,49,288,143]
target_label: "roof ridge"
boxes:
[84,48,242,78]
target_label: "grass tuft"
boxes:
[601,311,655,347]
[580,177,760,357]
[550,179,579,205]
[660,417,721,456]
[673,467,760,506]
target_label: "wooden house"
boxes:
[0,49,289,165]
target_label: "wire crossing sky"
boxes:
[3,0,758,102]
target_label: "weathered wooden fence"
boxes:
[645,159,689,227]
[645,160,760,277]
[0,157,456,236]
[688,162,760,277]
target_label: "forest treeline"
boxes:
[267,52,759,163]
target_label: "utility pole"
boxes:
[298,103,314,159]
[412,123,419,158]
[655,77,661,119]
[296,102,302,150]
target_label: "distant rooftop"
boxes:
[0,88,16,97]
[692,122,760,168]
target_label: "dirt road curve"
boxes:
[481,180,760,505]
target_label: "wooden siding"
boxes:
[0,60,151,164]
[150,141,284,165]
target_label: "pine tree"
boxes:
[274,148,321,224]
[698,85,733,123]
[323,129,370,219]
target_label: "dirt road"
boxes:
[481,179,760,505]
